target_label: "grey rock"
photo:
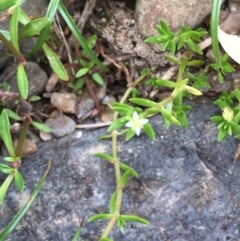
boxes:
[136,0,212,37]
[0,97,240,241]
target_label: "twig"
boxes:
[75,121,112,129]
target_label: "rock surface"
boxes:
[0,97,240,241]
[136,0,212,37]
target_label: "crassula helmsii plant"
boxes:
[0,0,239,240]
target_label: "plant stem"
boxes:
[99,70,151,239]
[0,33,26,64]
[15,118,31,158]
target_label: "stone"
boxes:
[136,0,212,37]
[43,111,76,138]
[51,92,77,114]
[0,97,240,240]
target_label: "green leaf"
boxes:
[0,163,13,174]
[0,160,51,240]
[30,95,41,102]
[32,121,51,133]
[45,0,60,21]
[160,19,173,35]
[117,216,126,234]
[218,128,227,141]
[99,239,113,241]
[76,68,89,78]
[92,72,104,85]
[0,174,14,204]
[155,79,176,88]
[0,109,16,157]
[71,226,82,241]
[5,109,22,121]
[120,215,150,225]
[119,163,139,178]
[160,106,181,126]
[143,122,155,140]
[144,36,160,44]
[230,122,240,134]
[0,30,11,41]
[211,116,223,123]
[42,43,68,80]
[18,7,31,25]
[0,0,17,11]
[10,5,20,52]
[125,129,135,141]
[20,18,50,38]
[211,0,222,70]
[108,116,127,132]
[4,156,20,162]
[109,191,117,214]
[27,22,51,56]
[119,169,133,188]
[113,106,133,116]
[129,98,157,107]
[14,169,24,192]
[88,213,113,222]
[165,55,180,64]
[95,153,114,162]
[170,79,188,98]
[58,2,108,72]
[187,60,204,66]
[17,64,28,99]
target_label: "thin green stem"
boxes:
[99,69,155,239]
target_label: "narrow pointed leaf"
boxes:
[10,5,19,51]
[20,18,50,38]
[42,43,68,80]
[5,109,22,121]
[129,98,157,107]
[0,163,13,174]
[92,72,104,85]
[0,174,14,204]
[94,153,114,162]
[0,0,17,11]
[32,121,51,133]
[119,169,133,188]
[17,64,28,99]
[88,213,113,222]
[143,122,155,140]
[0,110,15,157]
[14,169,24,192]
[76,68,89,78]
[120,215,150,225]
[0,160,51,240]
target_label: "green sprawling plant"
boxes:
[0,0,107,239]
[0,0,239,240]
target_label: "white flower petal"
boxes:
[135,127,141,136]
[125,121,133,128]
[140,119,149,125]
[132,111,139,119]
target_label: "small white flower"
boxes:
[125,111,149,136]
